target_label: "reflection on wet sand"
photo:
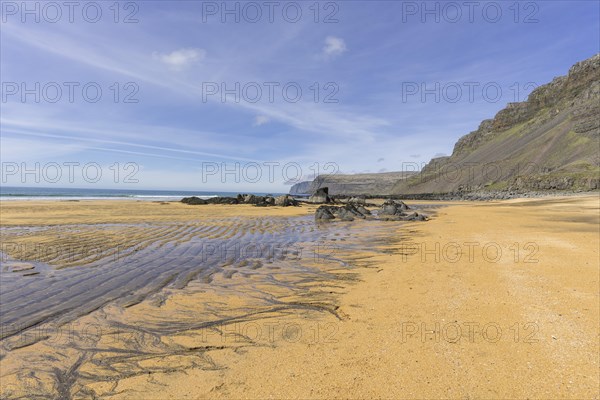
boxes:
[0,203,411,399]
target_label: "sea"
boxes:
[0,187,283,201]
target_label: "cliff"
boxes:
[394,54,599,194]
[289,54,599,197]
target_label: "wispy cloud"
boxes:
[253,115,270,126]
[1,118,260,162]
[322,36,347,58]
[152,48,206,70]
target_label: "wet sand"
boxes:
[1,196,598,399]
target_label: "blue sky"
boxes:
[1,0,598,192]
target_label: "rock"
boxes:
[342,204,368,219]
[402,212,427,221]
[379,199,409,216]
[208,197,239,205]
[356,205,371,216]
[181,196,208,205]
[379,215,403,221]
[275,195,298,207]
[244,194,258,204]
[309,187,331,203]
[253,196,276,207]
[379,203,397,216]
[348,196,366,205]
[377,200,426,221]
[337,210,355,221]
[315,206,336,221]
[182,196,240,205]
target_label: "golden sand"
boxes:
[1,196,598,399]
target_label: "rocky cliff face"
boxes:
[394,54,600,195]
[291,55,599,197]
[289,181,312,195]
[302,171,417,196]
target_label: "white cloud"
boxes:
[153,48,205,70]
[322,36,347,58]
[253,115,270,126]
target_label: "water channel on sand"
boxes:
[0,212,412,398]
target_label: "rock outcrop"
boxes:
[181,194,298,207]
[309,187,331,203]
[315,200,426,222]
[274,195,298,207]
[377,200,427,221]
[315,204,371,221]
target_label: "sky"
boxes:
[1,0,599,192]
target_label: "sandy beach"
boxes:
[0,196,598,399]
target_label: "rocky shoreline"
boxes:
[326,189,599,202]
[181,194,429,223]
[182,194,299,207]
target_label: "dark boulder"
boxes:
[243,194,259,204]
[208,197,240,205]
[315,206,336,221]
[253,196,276,207]
[309,187,331,203]
[181,196,208,205]
[402,212,427,221]
[275,195,299,207]
[355,205,372,216]
[378,200,427,221]
[348,196,366,205]
[379,199,409,216]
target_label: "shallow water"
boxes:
[0,214,409,398]
[1,217,338,338]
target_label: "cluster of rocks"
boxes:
[341,197,378,207]
[314,203,372,221]
[181,196,237,205]
[378,199,427,221]
[315,199,427,222]
[181,194,299,207]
